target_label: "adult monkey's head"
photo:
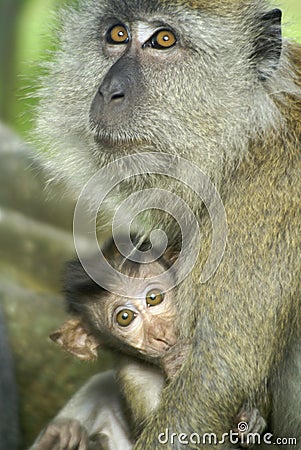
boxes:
[35,0,290,192]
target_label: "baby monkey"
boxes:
[31,237,266,450]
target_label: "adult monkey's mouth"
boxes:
[90,122,152,154]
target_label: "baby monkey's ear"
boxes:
[50,318,100,361]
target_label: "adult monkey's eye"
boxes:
[107,24,129,44]
[151,29,177,49]
[146,289,165,307]
[116,309,136,327]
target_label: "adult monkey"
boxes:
[34,0,301,449]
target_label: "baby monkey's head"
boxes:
[52,236,179,362]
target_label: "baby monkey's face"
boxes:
[99,260,178,359]
[55,245,179,362]
[109,287,177,358]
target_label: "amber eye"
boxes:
[116,309,136,327]
[146,289,165,307]
[151,29,177,49]
[107,24,129,44]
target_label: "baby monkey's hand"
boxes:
[161,340,191,379]
[234,405,267,448]
[32,417,89,450]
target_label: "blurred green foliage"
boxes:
[0,0,300,137]
[0,0,64,135]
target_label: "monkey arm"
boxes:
[117,356,165,433]
[30,371,133,450]
[132,146,301,449]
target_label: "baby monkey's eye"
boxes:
[146,289,165,307]
[150,29,177,49]
[107,24,129,44]
[116,309,136,327]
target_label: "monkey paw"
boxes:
[234,406,267,448]
[161,340,191,379]
[32,418,89,450]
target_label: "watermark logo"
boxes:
[157,428,298,447]
[237,421,249,433]
[73,152,227,296]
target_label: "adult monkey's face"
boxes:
[35,0,283,187]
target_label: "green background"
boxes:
[0,0,300,135]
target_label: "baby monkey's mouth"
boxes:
[155,338,172,349]
[152,334,178,352]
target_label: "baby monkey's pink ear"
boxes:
[50,318,100,361]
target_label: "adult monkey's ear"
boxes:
[252,8,282,81]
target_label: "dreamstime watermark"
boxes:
[73,152,227,296]
[157,423,298,447]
